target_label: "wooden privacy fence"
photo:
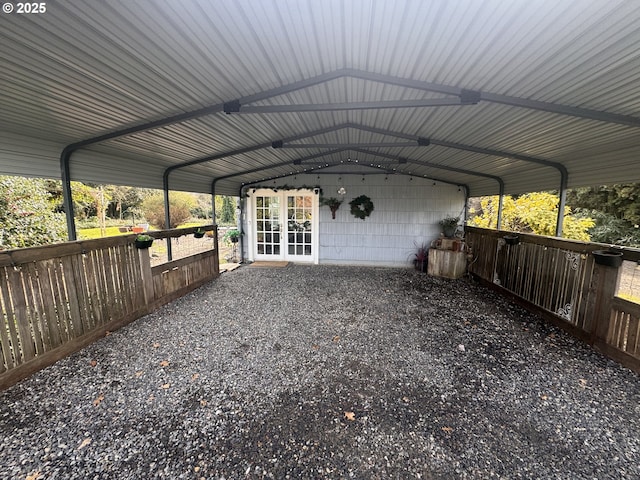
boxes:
[0,225,219,389]
[466,226,640,372]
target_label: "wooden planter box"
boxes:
[428,248,466,279]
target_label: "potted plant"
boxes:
[411,243,429,273]
[320,197,343,219]
[194,227,205,238]
[223,228,241,244]
[439,216,460,238]
[592,249,623,268]
[134,234,154,249]
[504,234,520,245]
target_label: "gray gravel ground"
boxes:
[1,264,640,479]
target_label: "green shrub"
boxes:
[0,176,67,249]
[142,192,196,229]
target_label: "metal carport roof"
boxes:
[1,0,639,225]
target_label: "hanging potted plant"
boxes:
[134,234,154,249]
[503,234,520,245]
[592,249,623,268]
[223,229,241,244]
[439,216,460,238]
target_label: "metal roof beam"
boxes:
[59,71,348,240]
[211,149,350,190]
[349,148,503,187]
[347,123,566,233]
[230,98,473,113]
[345,69,640,127]
[240,162,468,193]
[281,142,423,148]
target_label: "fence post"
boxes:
[138,248,155,305]
[592,263,621,343]
[213,226,220,273]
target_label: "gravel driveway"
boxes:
[1,264,639,479]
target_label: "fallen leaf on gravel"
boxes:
[441,426,453,433]
[344,411,355,421]
[89,359,97,367]
[540,395,549,401]
[159,360,169,367]
[402,396,410,403]
[135,371,144,378]
[104,331,111,336]
[200,399,207,407]
[152,342,160,348]
[194,466,200,473]
[78,438,92,450]
[25,471,41,480]
[191,373,200,381]
[311,344,319,350]
[333,335,340,342]
[161,383,171,389]
[93,394,104,407]
[579,379,588,388]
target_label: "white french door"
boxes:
[251,189,318,263]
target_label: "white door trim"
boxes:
[248,188,319,264]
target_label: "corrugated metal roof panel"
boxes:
[0,0,639,199]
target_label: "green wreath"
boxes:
[349,195,374,220]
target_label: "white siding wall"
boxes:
[241,174,466,267]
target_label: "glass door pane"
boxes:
[255,195,281,257]
[286,195,313,258]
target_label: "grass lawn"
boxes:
[78,226,132,239]
[78,222,212,240]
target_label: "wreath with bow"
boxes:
[349,195,374,220]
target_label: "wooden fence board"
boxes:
[102,247,120,320]
[52,258,72,342]
[7,267,33,363]
[91,249,111,324]
[626,315,640,356]
[61,256,84,338]
[0,225,218,390]
[82,251,101,330]
[36,261,62,350]
[0,268,16,370]
[23,263,46,355]
[115,245,133,314]
[466,226,640,372]
[71,254,92,333]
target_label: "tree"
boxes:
[105,185,152,221]
[191,193,213,220]
[468,192,595,241]
[575,210,640,247]
[219,196,236,225]
[567,184,640,225]
[567,183,640,246]
[142,191,196,229]
[0,176,67,249]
